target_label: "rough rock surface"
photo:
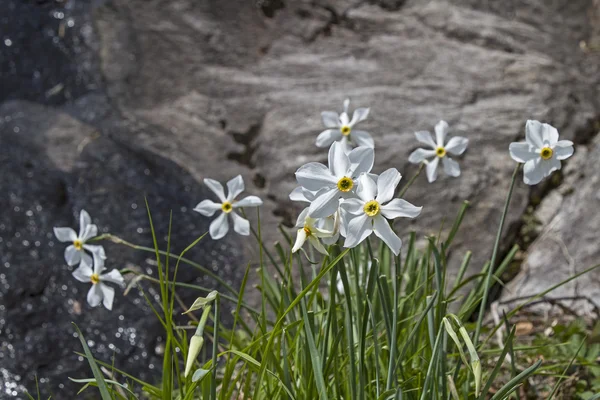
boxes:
[1,0,600,397]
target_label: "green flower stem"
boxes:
[398,162,425,198]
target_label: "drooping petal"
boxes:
[525,120,544,149]
[435,120,449,147]
[234,196,263,208]
[415,131,437,149]
[296,162,337,191]
[356,173,377,202]
[380,199,422,219]
[444,136,469,155]
[373,215,402,256]
[79,210,92,238]
[53,227,77,242]
[347,146,374,177]
[308,188,341,219]
[101,269,125,287]
[65,245,81,266]
[376,168,401,204]
[226,175,245,202]
[321,111,340,128]
[316,129,342,148]
[541,123,559,146]
[554,140,574,160]
[425,157,440,183]
[204,178,227,202]
[349,108,369,127]
[292,229,307,253]
[209,213,229,240]
[87,284,103,308]
[329,141,351,177]
[343,214,372,248]
[231,212,250,236]
[308,236,329,255]
[92,250,106,275]
[522,158,545,185]
[340,198,365,216]
[295,207,310,228]
[442,157,461,177]
[509,142,538,163]
[80,223,98,241]
[72,264,93,283]
[408,148,436,164]
[350,130,374,148]
[194,200,222,217]
[100,283,116,310]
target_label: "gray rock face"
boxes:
[2,0,600,398]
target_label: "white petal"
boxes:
[442,157,461,177]
[79,210,92,238]
[296,162,337,191]
[329,141,350,177]
[523,158,545,185]
[100,284,116,310]
[292,229,307,253]
[554,140,574,160]
[101,269,125,287]
[321,231,339,246]
[541,157,561,177]
[444,136,469,155]
[83,244,106,260]
[308,236,329,255]
[80,252,92,269]
[347,146,374,177]
[204,178,227,202]
[343,99,350,114]
[295,207,310,228]
[80,224,98,241]
[350,130,374,148]
[53,227,77,242]
[435,120,449,147]
[231,212,250,236]
[541,123,559,146]
[340,112,350,126]
[209,213,229,240]
[72,264,93,283]
[415,131,437,149]
[525,120,544,149]
[321,111,340,128]
[308,188,341,218]
[343,214,372,248]
[87,285,103,308]
[373,215,402,256]
[356,173,377,202]
[92,250,106,275]
[339,137,353,154]
[290,187,309,203]
[376,168,401,204]
[340,198,365,216]
[509,142,538,163]
[316,129,342,148]
[226,175,245,201]
[234,196,263,208]
[380,199,422,219]
[408,148,436,164]
[425,157,440,183]
[349,108,369,126]
[65,245,81,266]
[194,200,222,217]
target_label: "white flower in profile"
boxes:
[408,120,469,183]
[292,208,335,255]
[316,99,373,149]
[509,120,574,185]
[193,175,263,240]
[295,142,374,218]
[72,250,124,310]
[53,210,106,266]
[340,169,422,255]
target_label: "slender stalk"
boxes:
[473,164,520,346]
[211,294,220,400]
[398,162,425,198]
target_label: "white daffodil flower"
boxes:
[340,169,422,255]
[408,120,469,183]
[72,250,124,310]
[53,209,106,266]
[316,99,373,149]
[193,175,263,240]
[292,208,335,255]
[509,120,574,185]
[295,142,374,218]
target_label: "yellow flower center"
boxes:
[337,177,354,192]
[73,239,83,250]
[436,147,446,158]
[540,147,553,160]
[363,200,380,217]
[303,226,312,236]
[340,125,351,136]
[221,201,233,213]
[90,274,100,285]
